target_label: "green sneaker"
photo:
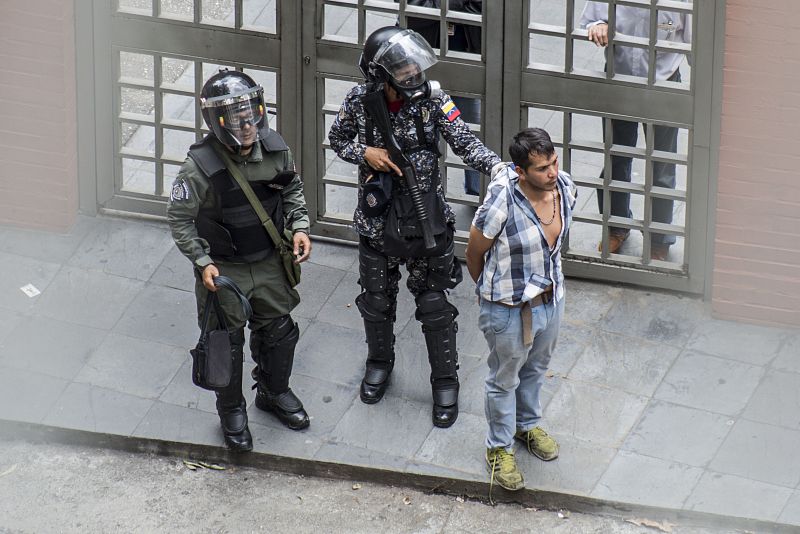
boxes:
[485,447,524,492]
[515,427,559,461]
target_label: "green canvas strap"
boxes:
[213,144,285,249]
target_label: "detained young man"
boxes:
[465,128,577,492]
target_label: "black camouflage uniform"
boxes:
[329,81,501,426]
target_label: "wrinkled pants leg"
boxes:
[649,124,678,246]
[516,298,564,432]
[598,118,638,235]
[479,300,526,451]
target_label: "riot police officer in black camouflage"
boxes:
[167,70,312,451]
[328,26,502,428]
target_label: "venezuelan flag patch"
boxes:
[441,100,461,122]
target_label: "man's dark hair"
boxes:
[509,128,555,170]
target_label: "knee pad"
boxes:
[251,316,298,358]
[358,239,388,293]
[262,315,299,346]
[415,291,458,332]
[425,241,462,291]
[355,291,393,323]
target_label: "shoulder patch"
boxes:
[441,100,461,122]
[170,179,190,202]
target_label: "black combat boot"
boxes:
[215,329,252,451]
[360,319,395,404]
[251,317,310,431]
[424,321,460,428]
[215,398,253,451]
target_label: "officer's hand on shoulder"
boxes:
[202,264,220,292]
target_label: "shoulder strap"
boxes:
[198,276,253,335]
[413,112,426,147]
[365,114,375,147]
[213,275,253,319]
[212,144,285,250]
[199,290,228,334]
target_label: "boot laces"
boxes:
[488,448,515,505]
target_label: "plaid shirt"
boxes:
[472,165,577,305]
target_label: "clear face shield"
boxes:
[374,30,441,101]
[201,87,266,148]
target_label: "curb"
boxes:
[0,419,792,533]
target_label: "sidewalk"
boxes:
[0,214,798,529]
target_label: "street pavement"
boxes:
[0,437,736,534]
[0,214,798,531]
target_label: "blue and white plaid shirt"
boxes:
[472,165,577,306]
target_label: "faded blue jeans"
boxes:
[478,296,564,450]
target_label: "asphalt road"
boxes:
[0,437,745,534]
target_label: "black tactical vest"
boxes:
[190,129,296,263]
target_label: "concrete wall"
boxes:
[713,0,800,327]
[0,1,78,232]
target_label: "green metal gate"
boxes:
[82,0,301,217]
[79,0,721,294]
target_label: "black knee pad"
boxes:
[251,316,298,358]
[415,291,458,332]
[355,291,393,323]
[426,240,462,291]
[262,315,299,346]
[358,239,388,293]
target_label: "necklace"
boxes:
[536,190,558,225]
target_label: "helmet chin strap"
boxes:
[221,140,254,156]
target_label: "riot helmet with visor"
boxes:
[200,69,266,152]
[359,27,441,102]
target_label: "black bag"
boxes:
[382,190,453,258]
[190,276,253,391]
[361,172,394,217]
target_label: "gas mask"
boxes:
[392,78,442,103]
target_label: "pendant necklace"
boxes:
[536,190,558,225]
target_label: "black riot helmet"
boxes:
[358,26,441,102]
[200,69,266,152]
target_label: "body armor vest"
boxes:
[190,128,295,263]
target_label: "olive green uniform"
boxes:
[166,137,309,328]
[168,131,312,440]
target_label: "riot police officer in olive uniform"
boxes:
[328,27,502,428]
[167,70,312,451]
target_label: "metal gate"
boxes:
[82,0,720,293]
[301,0,504,250]
[501,0,715,293]
[85,0,301,217]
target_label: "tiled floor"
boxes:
[0,215,798,528]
